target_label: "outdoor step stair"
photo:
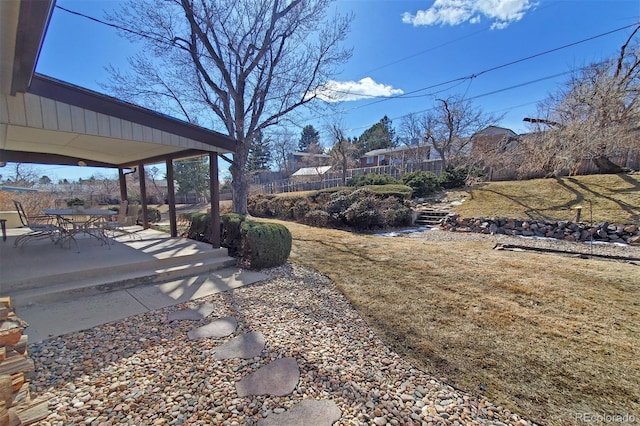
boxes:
[413,209,450,226]
[6,252,236,307]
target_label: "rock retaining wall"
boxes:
[441,215,640,245]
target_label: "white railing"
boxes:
[250,160,444,194]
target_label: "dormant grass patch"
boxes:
[266,219,639,425]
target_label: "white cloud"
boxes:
[402,0,535,30]
[309,77,404,102]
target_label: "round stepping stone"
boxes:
[187,316,237,340]
[235,357,299,397]
[257,399,341,426]
[214,331,266,360]
[167,303,216,321]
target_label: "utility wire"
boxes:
[54,5,639,134]
[55,4,638,102]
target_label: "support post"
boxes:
[118,168,128,203]
[166,159,177,237]
[138,164,149,229]
[209,153,221,248]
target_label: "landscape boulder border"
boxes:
[440,214,640,246]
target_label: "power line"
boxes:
[352,0,565,79]
[55,4,638,103]
[54,4,639,136]
[324,68,578,133]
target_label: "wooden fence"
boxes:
[250,160,443,194]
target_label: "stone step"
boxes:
[3,248,230,293]
[8,255,237,307]
[414,209,450,226]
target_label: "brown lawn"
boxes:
[266,219,640,425]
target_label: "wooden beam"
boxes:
[165,159,177,237]
[138,164,149,229]
[118,168,127,203]
[0,150,116,168]
[209,153,220,248]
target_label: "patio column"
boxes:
[118,168,128,203]
[166,159,178,237]
[209,153,221,248]
[138,163,149,229]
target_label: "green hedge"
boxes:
[184,212,291,269]
[183,212,213,242]
[401,171,441,198]
[240,220,292,269]
[220,213,245,256]
[348,173,400,187]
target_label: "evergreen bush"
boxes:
[343,196,385,230]
[347,173,400,187]
[240,221,292,269]
[401,171,441,198]
[439,166,484,189]
[183,212,212,242]
[220,213,246,256]
[146,207,162,223]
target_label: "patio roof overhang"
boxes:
[0,0,237,170]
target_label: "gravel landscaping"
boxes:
[30,262,536,426]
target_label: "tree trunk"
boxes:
[231,142,250,215]
[593,155,625,174]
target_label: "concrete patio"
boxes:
[0,228,268,342]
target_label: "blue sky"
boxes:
[28,0,640,181]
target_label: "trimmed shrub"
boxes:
[220,213,246,256]
[145,207,162,223]
[183,212,212,242]
[364,184,413,200]
[348,173,400,187]
[439,166,484,189]
[401,171,441,198]
[240,221,292,269]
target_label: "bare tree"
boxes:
[271,127,297,174]
[105,0,352,214]
[427,96,500,169]
[525,27,640,175]
[328,123,357,185]
[398,113,435,168]
[2,163,38,187]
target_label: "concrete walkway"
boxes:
[16,267,268,343]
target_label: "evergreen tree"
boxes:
[247,131,272,171]
[174,157,209,198]
[298,125,320,152]
[357,116,396,155]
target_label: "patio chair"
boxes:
[102,200,141,239]
[13,200,74,249]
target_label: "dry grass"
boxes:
[452,173,640,224]
[262,219,639,425]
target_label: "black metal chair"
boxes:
[13,200,75,250]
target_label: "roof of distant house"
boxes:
[291,151,330,158]
[292,166,332,176]
[363,145,430,157]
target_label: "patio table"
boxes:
[42,208,116,248]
